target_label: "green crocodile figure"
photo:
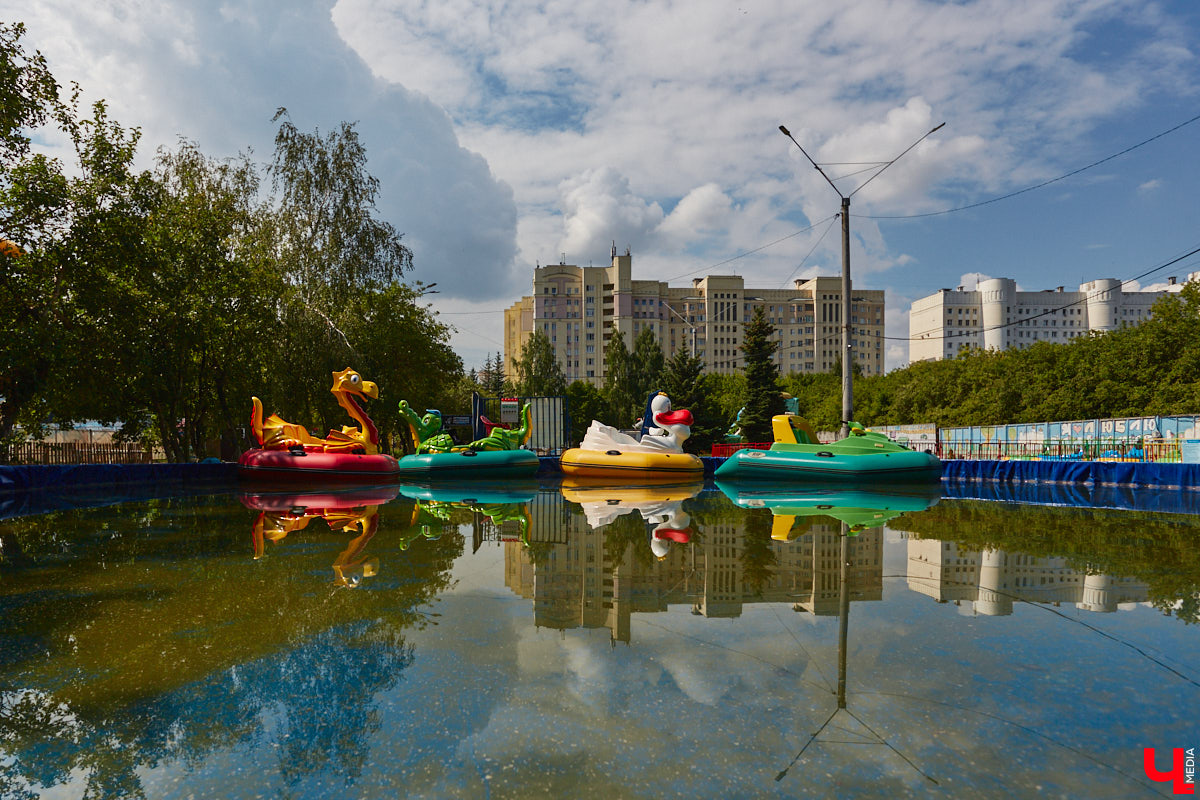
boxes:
[398,400,458,453]
[399,399,532,453]
[466,403,532,451]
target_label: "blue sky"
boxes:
[7,0,1200,371]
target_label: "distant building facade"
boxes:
[504,245,886,387]
[503,513,883,644]
[908,272,1200,363]
[906,537,1148,616]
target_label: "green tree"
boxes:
[661,346,721,453]
[119,141,276,461]
[340,282,463,451]
[630,326,665,401]
[0,22,71,440]
[738,306,785,442]
[513,330,567,396]
[603,330,637,426]
[480,351,507,396]
[263,109,422,435]
[565,380,606,445]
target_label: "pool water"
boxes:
[0,481,1197,799]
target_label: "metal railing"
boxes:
[936,439,1182,463]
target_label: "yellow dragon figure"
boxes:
[250,368,382,455]
[251,505,380,587]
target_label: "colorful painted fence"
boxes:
[871,415,1200,464]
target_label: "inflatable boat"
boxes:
[714,416,941,484]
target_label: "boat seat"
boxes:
[772,414,820,445]
[480,415,510,434]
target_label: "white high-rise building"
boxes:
[908,272,1199,363]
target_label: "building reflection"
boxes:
[905,537,1149,615]
[496,488,885,642]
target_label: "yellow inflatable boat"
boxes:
[559,448,704,480]
[561,392,704,481]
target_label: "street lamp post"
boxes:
[660,299,698,357]
[779,122,944,438]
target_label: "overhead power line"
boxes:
[862,111,1200,220]
[894,243,1200,343]
[664,216,838,281]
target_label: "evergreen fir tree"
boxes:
[661,346,720,453]
[739,306,785,442]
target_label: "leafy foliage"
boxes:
[513,330,567,397]
[603,330,638,426]
[630,326,665,401]
[660,346,723,453]
[565,379,606,445]
[0,39,462,458]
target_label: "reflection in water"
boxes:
[242,485,401,586]
[775,523,939,787]
[560,480,703,559]
[0,483,1196,797]
[399,482,537,550]
[0,492,457,798]
[906,540,1152,616]
[716,481,942,536]
[895,499,1200,622]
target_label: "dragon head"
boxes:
[331,368,378,400]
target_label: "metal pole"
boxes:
[837,523,849,709]
[661,300,698,358]
[841,198,852,440]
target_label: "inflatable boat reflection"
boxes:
[559,480,704,559]
[241,485,401,587]
[715,482,941,539]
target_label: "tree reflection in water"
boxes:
[0,494,456,798]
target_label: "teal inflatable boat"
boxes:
[395,448,539,480]
[714,415,942,483]
[715,481,941,535]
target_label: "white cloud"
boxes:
[8,0,1197,366]
[9,0,520,301]
[557,167,664,261]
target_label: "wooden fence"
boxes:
[0,442,154,465]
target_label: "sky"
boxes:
[7,0,1200,371]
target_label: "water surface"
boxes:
[0,481,1196,799]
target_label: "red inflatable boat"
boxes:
[238,448,400,483]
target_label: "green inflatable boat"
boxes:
[715,481,941,535]
[395,399,540,480]
[714,415,942,483]
[394,448,539,479]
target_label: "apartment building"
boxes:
[504,245,886,387]
[908,272,1200,363]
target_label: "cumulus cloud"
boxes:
[557,167,664,261]
[10,0,519,301]
[958,272,992,291]
[10,0,1197,371]
[657,184,735,245]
